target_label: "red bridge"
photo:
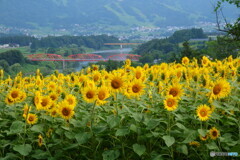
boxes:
[27,53,141,62]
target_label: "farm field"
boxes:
[0,56,239,159]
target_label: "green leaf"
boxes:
[63,144,79,151]
[198,129,207,137]
[65,131,75,139]
[132,113,143,122]
[133,144,146,156]
[102,150,120,160]
[230,144,240,153]
[107,116,120,129]
[145,119,160,130]
[115,128,129,136]
[176,123,187,130]
[129,124,138,133]
[182,130,197,143]
[31,149,50,159]
[93,126,107,133]
[13,144,32,156]
[9,121,25,135]
[176,144,188,155]
[30,124,44,133]
[162,135,175,147]
[69,119,82,128]
[206,141,219,150]
[75,132,92,144]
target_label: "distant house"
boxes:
[0,43,19,48]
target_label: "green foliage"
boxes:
[215,0,240,40]
[0,35,35,46]
[0,50,25,65]
[169,28,207,43]
[30,35,120,50]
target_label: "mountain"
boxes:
[0,0,238,30]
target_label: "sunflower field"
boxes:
[0,56,239,160]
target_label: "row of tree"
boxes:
[0,34,120,50]
[134,28,239,64]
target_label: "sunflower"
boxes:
[7,88,22,102]
[200,134,208,141]
[134,66,145,80]
[58,101,75,120]
[125,59,131,66]
[182,57,190,65]
[5,97,14,105]
[92,71,101,82]
[189,141,200,147]
[56,86,63,95]
[143,63,149,70]
[26,113,38,125]
[210,79,231,99]
[0,69,4,78]
[23,104,31,118]
[127,79,145,98]
[50,108,58,117]
[64,94,77,108]
[164,95,178,111]
[34,91,42,109]
[38,134,43,147]
[196,104,212,121]
[166,84,183,99]
[97,86,110,105]
[47,81,57,91]
[39,96,52,111]
[209,127,220,140]
[18,91,27,103]
[49,92,59,101]
[202,56,210,67]
[81,86,97,103]
[35,76,43,87]
[108,72,126,93]
[78,75,87,83]
[92,64,99,71]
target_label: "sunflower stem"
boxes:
[90,100,97,133]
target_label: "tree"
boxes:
[215,0,240,40]
[181,41,195,58]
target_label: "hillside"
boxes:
[0,0,238,30]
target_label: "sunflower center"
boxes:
[136,72,141,79]
[50,85,55,89]
[212,131,218,137]
[111,79,121,89]
[41,100,48,107]
[67,99,74,105]
[93,75,99,82]
[132,85,140,93]
[169,89,178,97]
[35,96,40,104]
[62,108,70,116]
[51,110,57,116]
[11,91,19,98]
[50,95,57,101]
[98,91,106,100]
[213,85,221,95]
[200,110,207,117]
[86,91,94,99]
[28,116,34,121]
[7,98,14,103]
[167,100,174,107]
